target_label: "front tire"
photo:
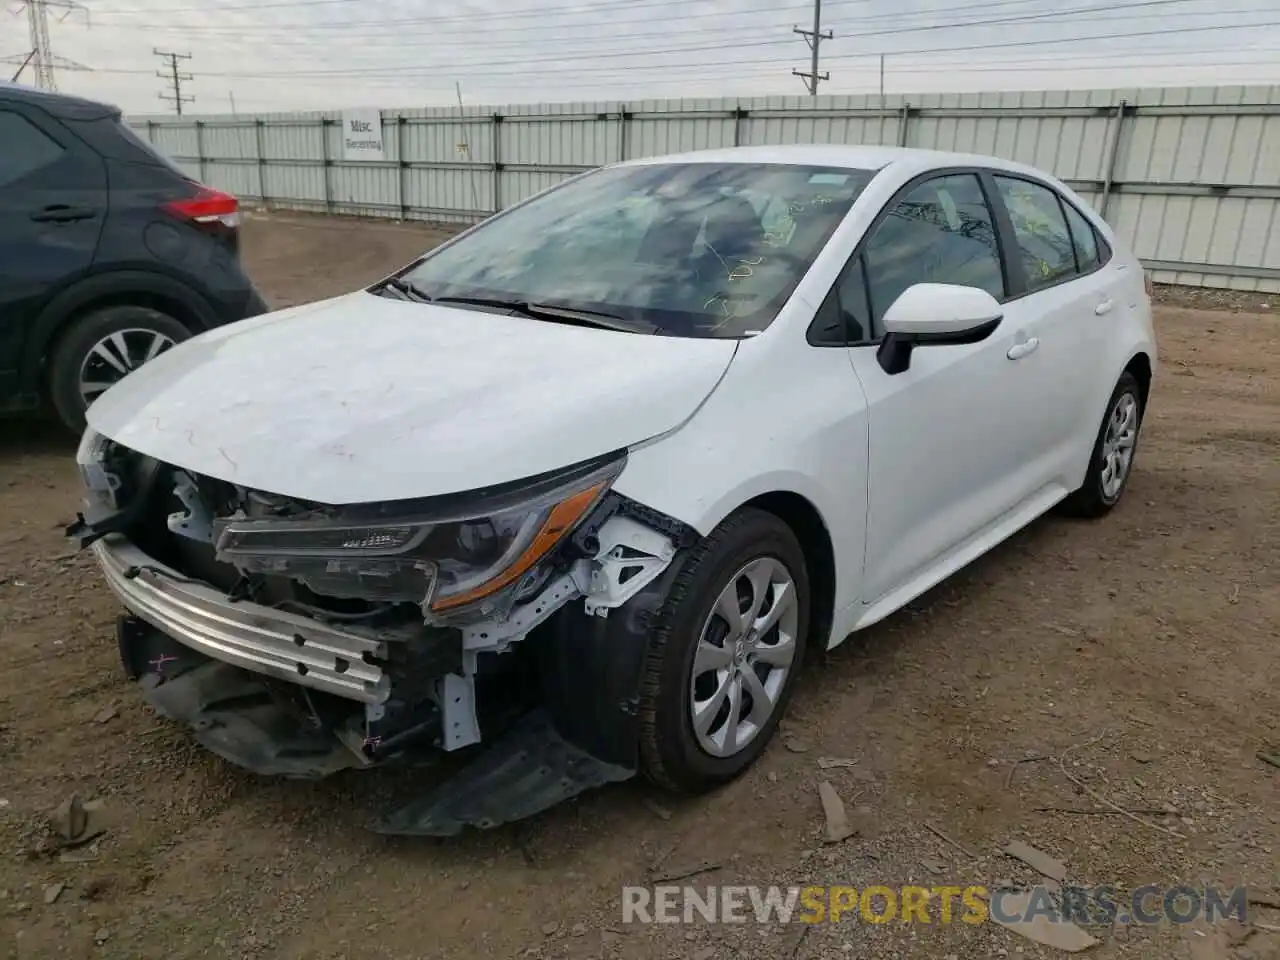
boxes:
[638,508,811,794]
[1060,371,1144,518]
[47,305,192,433]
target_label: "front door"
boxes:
[837,172,1048,604]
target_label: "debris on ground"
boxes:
[43,882,64,905]
[92,703,118,725]
[1257,752,1280,771]
[924,821,979,860]
[58,845,99,864]
[1003,839,1068,882]
[650,859,723,883]
[1248,889,1280,910]
[921,857,946,875]
[541,920,559,936]
[817,756,859,769]
[49,794,110,847]
[784,738,811,754]
[642,798,673,821]
[817,781,856,843]
[992,891,1100,952]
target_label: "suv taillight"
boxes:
[161,185,241,232]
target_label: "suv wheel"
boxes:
[638,508,811,794]
[48,305,192,433]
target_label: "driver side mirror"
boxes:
[876,283,1003,375]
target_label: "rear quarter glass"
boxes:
[70,116,193,180]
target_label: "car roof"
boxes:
[0,81,119,120]
[615,143,1055,182]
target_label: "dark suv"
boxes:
[0,83,267,432]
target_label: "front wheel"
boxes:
[1060,371,1144,518]
[638,508,811,794]
[47,305,192,433]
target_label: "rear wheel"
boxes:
[1060,371,1144,518]
[48,305,192,433]
[638,508,811,794]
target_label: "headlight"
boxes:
[212,455,623,618]
[75,428,125,512]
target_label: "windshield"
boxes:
[396,161,878,338]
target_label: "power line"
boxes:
[793,0,833,95]
[86,0,813,29]
[133,0,1264,57]
[80,16,1278,81]
[78,0,1245,36]
[72,0,1061,49]
[154,47,194,114]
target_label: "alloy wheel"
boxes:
[1100,391,1139,501]
[79,328,176,408]
[689,556,799,759]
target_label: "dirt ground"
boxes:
[1,212,1277,960]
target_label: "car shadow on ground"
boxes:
[0,415,77,459]
[263,506,1067,860]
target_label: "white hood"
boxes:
[87,292,738,504]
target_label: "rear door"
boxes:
[986,173,1111,487]
[0,104,107,391]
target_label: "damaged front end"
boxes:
[68,428,691,835]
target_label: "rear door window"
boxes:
[0,110,65,187]
[993,175,1078,291]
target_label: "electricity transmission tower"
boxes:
[154,48,194,115]
[792,0,833,96]
[4,0,89,90]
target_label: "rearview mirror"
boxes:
[877,283,1003,375]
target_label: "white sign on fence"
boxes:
[341,109,385,162]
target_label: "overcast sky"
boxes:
[4,0,1278,115]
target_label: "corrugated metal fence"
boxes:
[130,85,1280,292]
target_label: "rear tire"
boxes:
[638,508,811,795]
[1059,371,1144,518]
[47,305,192,433]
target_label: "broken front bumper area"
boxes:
[97,535,389,704]
[117,614,633,834]
[92,497,691,835]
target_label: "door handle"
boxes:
[1094,299,1114,316]
[1007,337,1040,360]
[30,205,97,223]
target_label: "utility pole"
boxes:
[154,48,194,115]
[792,0,832,96]
[4,0,89,90]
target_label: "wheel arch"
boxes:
[737,491,837,658]
[20,270,217,396]
[1124,350,1153,413]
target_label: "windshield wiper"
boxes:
[375,276,432,303]
[430,296,654,334]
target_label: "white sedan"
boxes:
[69,144,1156,834]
